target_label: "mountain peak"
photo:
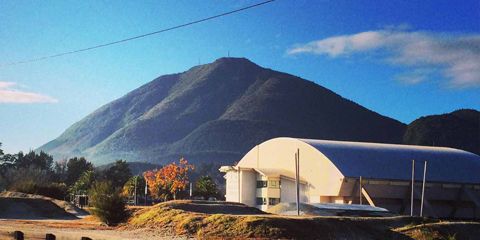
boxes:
[210,57,259,69]
[213,57,254,64]
[38,59,406,165]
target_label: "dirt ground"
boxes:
[0,191,87,219]
[0,218,188,240]
[1,194,479,240]
[0,192,185,239]
[0,198,78,220]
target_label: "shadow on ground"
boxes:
[0,198,78,220]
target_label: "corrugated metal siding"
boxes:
[299,139,480,184]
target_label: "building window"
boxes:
[268,198,280,205]
[269,180,280,188]
[256,197,267,205]
[256,180,267,188]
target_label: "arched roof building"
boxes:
[220,137,480,219]
[302,138,480,184]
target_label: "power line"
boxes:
[2,0,275,67]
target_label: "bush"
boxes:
[89,181,127,226]
[5,167,67,200]
[35,183,68,200]
[5,166,51,189]
[9,181,67,200]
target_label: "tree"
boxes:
[194,175,218,199]
[4,166,67,199]
[89,181,127,226]
[0,144,67,198]
[103,160,132,189]
[143,168,167,200]
[66,157,93,186]
[122,175,146,199]
[69,170,96,195]
[0,143,16,176]
[15,150,53,171]
[53,159,68,182]
[144,158,194,201]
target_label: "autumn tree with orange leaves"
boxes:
[143,158,194,201]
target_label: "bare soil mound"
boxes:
[163,200,266,215]
[128,200,446,239]
[0,191,87,220]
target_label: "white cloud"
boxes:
[0,82,16,89]
[287,29,480,88]
[395,69,434,85]
[0,82,58,103]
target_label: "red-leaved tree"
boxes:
[143,158,194,201]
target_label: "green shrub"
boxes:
[89,181,127,226]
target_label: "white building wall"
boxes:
[224,170,239,202]
[280,177,308,203]
[237,138,345,199]
[240,170,257,207]
[223,137,480,219]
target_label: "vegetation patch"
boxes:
[88,181,128,226]
[129,200,472,239]
[396,222,480,240]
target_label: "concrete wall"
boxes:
[224,170,239,202]
[280,177,308,203]
[339,177,480,219]
[240,169,256,207]
[224,169,257,207]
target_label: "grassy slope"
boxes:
[397,222,480,240]
[126,200,480,239]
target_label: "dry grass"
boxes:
[396,221,480,240]
[1,197,478,239]
[128,200,451,239]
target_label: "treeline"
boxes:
[0,143,132,200]
[0,143,221,225]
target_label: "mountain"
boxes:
[403,109,480,155]
[38,57,406,166]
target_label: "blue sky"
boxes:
[1,0,479,153]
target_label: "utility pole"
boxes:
[144,178,148,206]
[420,161,428,217]
[411,160,415,216]
[190,182,193,199]
[359,176,363,205]
[134,176,137,206]
[295,148,300,216]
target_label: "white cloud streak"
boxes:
[0,82,58,103]
[287,30,480,88]
[395,69,434,85]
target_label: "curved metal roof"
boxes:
[299,139,480,184]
